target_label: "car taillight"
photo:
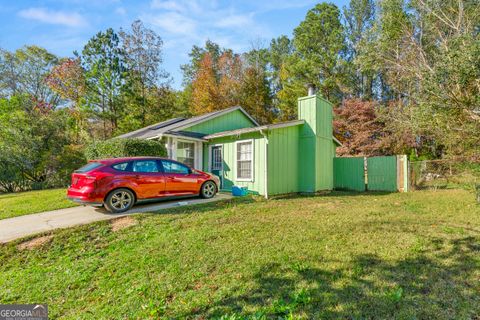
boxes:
[86,175,98,187]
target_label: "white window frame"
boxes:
[168,137,177,160]
[235,139,254,182]
[176,139,196,169]
[197,142,203,170]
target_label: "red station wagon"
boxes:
[67,157,220,213]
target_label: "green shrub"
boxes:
[0,159,28,192]
[85,138,167,160]
[49,144,87,187]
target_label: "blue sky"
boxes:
[0,0,348,89]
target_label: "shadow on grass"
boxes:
[139,196,256,216]
[90,194,255,216]
[183,236,480,319]
[270,190,394,201]
[94,190,394,215]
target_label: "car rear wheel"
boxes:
[105,188,135,213]
[200,181,217,199]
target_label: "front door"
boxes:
[211,145,223,188]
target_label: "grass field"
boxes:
[1,189,479,319]
[0,189,76,220]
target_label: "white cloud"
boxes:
[151,0,203,12]
[150,0,184,11]
[147,12,197,35]
[145,0,270,40]
[143,0,277,87]
[115,7,127,15]
[215,13,255,29]
[18,8,87,27]
[250,0,318,12]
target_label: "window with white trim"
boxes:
[177,141,195,168]
[236,141,253,180]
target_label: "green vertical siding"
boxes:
[202,144,209,171]
[298,136,316,192]
[315,98,333,190]
[316,137,334,190]
[367,156,398,191]
[316,98,334,138]
[333,157,366,191]
[298,95,334,192]
[184,109,255,134]
[298,97,317,136]
[204,132,266,195]
[200,95,336,196]
[298,96,317,192]
[267,125,300,195]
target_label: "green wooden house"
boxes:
[117,92,341,198]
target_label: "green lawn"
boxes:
[1,189,479,319]
[0,189,77,219]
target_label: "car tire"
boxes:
[200,181,217,199]
[104,188,135,213]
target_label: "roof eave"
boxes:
[204,120,305,139]
[114,117,186,139]
[147,133,208,142]
[235,106,260,127]
[333,136,343,146]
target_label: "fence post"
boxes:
[396,155,408,192]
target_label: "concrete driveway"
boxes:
[0,193,233,243]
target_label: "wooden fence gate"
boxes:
[333,157,366,191]
[367,156,397,192]
[333,155,408,192]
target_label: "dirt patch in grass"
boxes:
[17,235,53,250]
[111,216,137,232]
[313,200,342,209]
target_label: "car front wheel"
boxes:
[200,181,217,199]
[105,188,135,213]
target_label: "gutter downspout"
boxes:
[260,129,269,199]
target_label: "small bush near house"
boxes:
[0,144,86,193]
[85,138,167,160]
[48,144,87,187]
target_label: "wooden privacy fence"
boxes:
[333,155,408,192]
[332,157,365,191]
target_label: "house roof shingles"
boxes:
[115,106,257,141]
[116,105,342,145]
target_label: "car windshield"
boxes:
[75,162,103,173]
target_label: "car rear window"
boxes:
[75,162,103,173]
